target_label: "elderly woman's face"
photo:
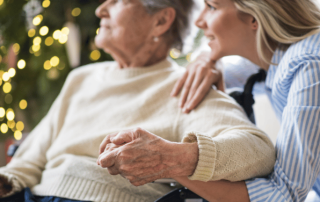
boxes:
[95,0,154,56]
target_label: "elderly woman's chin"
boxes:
[95,34,110,52]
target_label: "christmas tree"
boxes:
[0,0,199,141]
[0,0,114,141]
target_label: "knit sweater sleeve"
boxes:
[180,90,275,182]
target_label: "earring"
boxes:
[153,36,159,42]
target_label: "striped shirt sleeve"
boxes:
[245,54,320,201]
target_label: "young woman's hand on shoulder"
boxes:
[171,52,225,113]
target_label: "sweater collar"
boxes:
[107,58,173,80]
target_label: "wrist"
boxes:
[162,141,199,177]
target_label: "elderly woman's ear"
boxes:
[152,7,176,38]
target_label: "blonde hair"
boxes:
[233,0,320,63]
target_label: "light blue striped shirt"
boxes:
[245,32,320,201]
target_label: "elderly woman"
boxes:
[0,0,275,201]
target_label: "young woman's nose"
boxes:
[195,12,207,29]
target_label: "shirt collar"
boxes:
[265,46,287,89]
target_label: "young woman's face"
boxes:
[196,0,256,61]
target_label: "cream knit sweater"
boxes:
[0,59,275,202]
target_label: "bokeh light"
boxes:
[19,100,28,110]
[28,29,36,38]
[0,123,8,134]
[53,30,62,40]
[16,121,24,131]
[42,0,50,8]
[6,110,15,121]
[72,8,81,17]
[8,68,16,77]
[0,107,5,118]
[45,37,54,46]
[17,59,26,69]
[61,27,69,35]
[3,82,12,93]
[14,131,22,140]
[40,26,49,36]
[50,56,60,67]
[33,15,43,26]
[44,60,52,70]
[12,43,20,53]
[2,72,10,81]
[90,50,101,61]
[33,36,42,45]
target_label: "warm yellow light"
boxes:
[28,29,36,38]
[47,68,60,80]
[0,0,3,6]
[44,60,52,70]
[0,124,8,134]
[3,82,12,93]
[12,43,20,53]
[186,53,193,63]
[6,110,15,121]
[0,108,4,118]
[90,50,101,61]
[14,131,22,140]
[170,48,181,59]
[72,8,81,17]
[45,37,54,46]
[50,56,60,67]
[40,26,49,36]
[33,36,42,45]
[33,15,43,26]
[7,120,15,129]
[53,30,62,40]
[0,55,2,63]
[2,72,10,81]
[17,59,26,69]
[61,27,69,35]
[32,44,41,52]
[16,121,24,131]
[19,100,28,110]
[8,68,16,77]
[42,0,50,8]
[96,28,100,35]
[0,79,2,86]
[58,34,68,44]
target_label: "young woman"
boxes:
[171,0,320,201]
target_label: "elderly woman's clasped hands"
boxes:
[97,128,199,186]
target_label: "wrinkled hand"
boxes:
[97,128,198,186]
[0,176,12,197]
[171,52,225,113]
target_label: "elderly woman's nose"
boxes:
[95,2,109,18]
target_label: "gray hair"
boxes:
[139,0,195,51]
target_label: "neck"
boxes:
[244,43,277,71]
[108,39,170,69]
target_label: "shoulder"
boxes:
[283,32,320,66]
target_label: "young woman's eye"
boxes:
[205,2,216,11]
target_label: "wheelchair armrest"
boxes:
[7,144,19,157]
